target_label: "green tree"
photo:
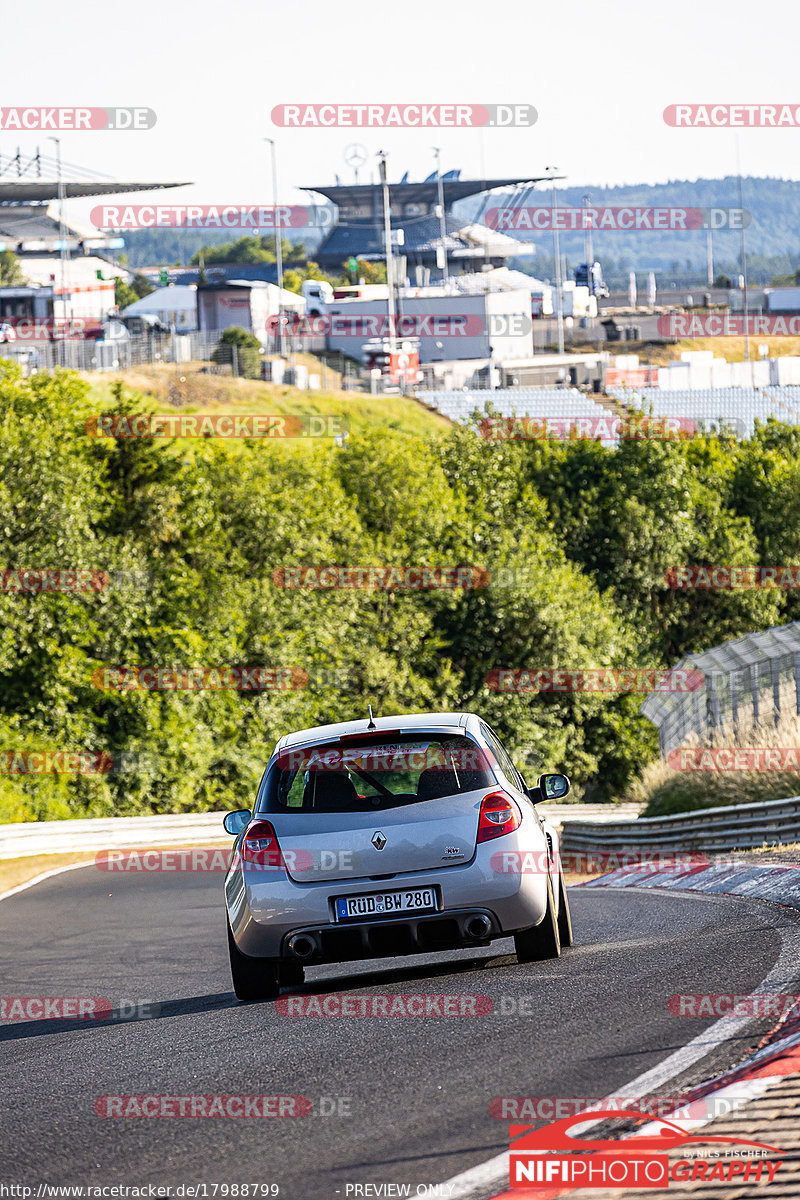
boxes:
[0,251,26,286]
[114,273,156,309]
[211,327,262,378]
[334,259,387,286]
[114,278,138,309]
[189,235,308,268]
[516,433,781,661]
[282,261,336,294]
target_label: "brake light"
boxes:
[477,791,522,843]
[337,730,401,744]
[241,819,283,867]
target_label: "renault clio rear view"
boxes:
[223,710,572,1000]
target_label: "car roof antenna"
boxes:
[367,704,377,730]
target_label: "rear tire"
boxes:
[557,869,574,948]
[227,922,280,1001]
[514,876,561,962]
[279,960,305,988]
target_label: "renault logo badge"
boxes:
[371,831,387,850]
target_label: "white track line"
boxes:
[444,897,800,1200]
[0,842,233,903]
[0,860,97,905]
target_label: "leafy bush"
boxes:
[211,327,262,379]
[4,361,800,821]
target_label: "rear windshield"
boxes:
[258,733,496,814]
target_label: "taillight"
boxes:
[477,791,522,843]
[241,819,283,867]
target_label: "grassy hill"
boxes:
[85,365,451,448]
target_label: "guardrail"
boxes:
[559,794,800,854]
[540,802,642,825]
[0,812,229,859]
[0,802,644,860]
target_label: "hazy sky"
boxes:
[2,0,799,225]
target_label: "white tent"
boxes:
[225,280,305,314]
[123,285,198,332]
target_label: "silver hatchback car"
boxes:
[223,711,572,1000]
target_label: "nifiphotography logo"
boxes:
[508,1109,783,1189]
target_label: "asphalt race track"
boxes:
[1,865,796,1199]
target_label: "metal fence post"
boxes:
[232,345,238,377]
[771,657,782,727]
[693,687,705,743]
[708,673,723,729]
[751,663,760,725]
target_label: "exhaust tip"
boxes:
[465,915,492,941]
[288,934,317,960]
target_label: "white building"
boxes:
[197,280,304,342]
[123,285,198,332]
[320,289,534,364]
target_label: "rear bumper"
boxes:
[226,846,553,960]
[278,908,500,965]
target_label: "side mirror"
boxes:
[223,809,252,836]
[537,773,571,801]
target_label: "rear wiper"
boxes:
[350,766,393,798]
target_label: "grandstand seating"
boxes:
[416,385,800,443]
[415,387,622,445]
[608,386,800,439]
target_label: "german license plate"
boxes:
[334,887,438,921]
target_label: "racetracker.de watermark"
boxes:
[275,993,493,1017]
[275,745,495,772]
[91,204,335,231]
[270,103,536,127]
[669,993,800,1017]
[0,106,156,130]
[0,317,98,340]
[85,415,348,439]
[485,206,749,232]
[0,997,158,1021]
[266,313,532,338]
[96,850,233,873]
[478,415,697,441]
[94,1095,311,1118]
[0,750,156,775]
[491,851,712,876]
[664,103,800,127]
[486,668,704,693]
[96,848,314,873]
[1,569,107,593]
[666,566,800,590]
[271,565,490,590]
[658,313,800,337]
[491,1093,757,1120]
[90,667,309,692]
[667,747,800,771]
[0,568,151,593]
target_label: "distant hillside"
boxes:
[120,224,324,269]
[456,176,800,284]
[116,178,800,287]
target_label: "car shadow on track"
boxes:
[1,945,545,1039]
[285,947,521,997]
[0,991,239,1043]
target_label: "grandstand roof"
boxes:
[0,203,100,243]
[0,180,190,204]
[303,177,550,209]
[313,212,528,267]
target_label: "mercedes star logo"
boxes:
[371,831,387,850]
[344,142,368,168]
